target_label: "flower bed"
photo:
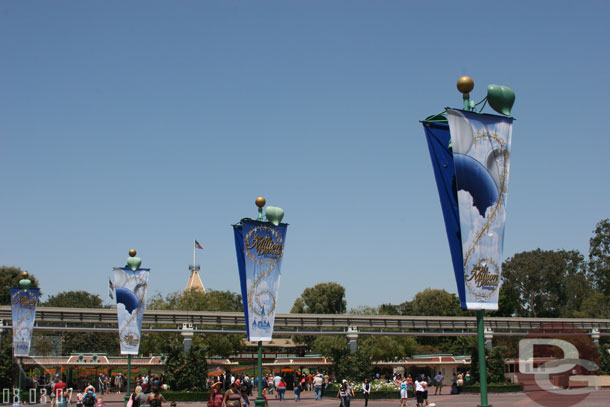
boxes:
[323,381,414,399]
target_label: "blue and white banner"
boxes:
[233,219,287,341]
[10,288,40,357]
[424,110,513,310]
[447,109,513,310]
[113,267,150,355]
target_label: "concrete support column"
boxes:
[484,327,493,350]
[181,323,194,352]
[591,328,600,348]
[346,326,358,353]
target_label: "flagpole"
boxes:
[193,239,196,268]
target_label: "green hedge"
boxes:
[459,384,522,393]
[161,391,211,401]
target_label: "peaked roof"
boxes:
[185,270,206,293]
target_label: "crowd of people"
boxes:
[27,369,474,407]
[206,370,472,407]
[32,373,171,407]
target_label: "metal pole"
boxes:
[254,341,265,407]
[477,310,491,407]
[124,355,132,406]
[18,356,23,403]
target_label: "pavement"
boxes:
[89,388,610,407]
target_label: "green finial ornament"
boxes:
[126,249,142,271]
[19,272,32,290]
[265,206,285,226]
[487,84,515,116]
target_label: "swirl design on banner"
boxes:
[462,130,509,298]
[245,225,284,317]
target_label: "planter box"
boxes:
[161,391,211,401]
[459,384,522,393]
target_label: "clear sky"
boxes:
[1,1,609,313]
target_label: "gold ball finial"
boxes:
[255,197,266,208]
[21,271,28,278]
[129,249,137,257]
[457,76,474,95]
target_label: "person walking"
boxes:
[293,381,301,402]
[414,378,425,407]
[399,377,408,407]
[146,386,166,407]
[210,383,224,407]
[362,378,371,407]
[134,386,147,407]
[312,374,323,401]
[277,378,286,402]
[337,382,349,407]
[222,383,242,407]
[433,372,444,395]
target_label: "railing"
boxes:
[1,306,609,336]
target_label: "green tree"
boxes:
[146,289,244,358]
[589,219,610,296]
[311,336,347,357]
[360,336,417,361]
[332,348,373,382]
[444,336,477,356]
[0,333,17,389]
[0,267,40,305]
[45,291,105,308]
[162,336,208,391]
[501,249,588,317]
[410,289,465,316]
[43,291,119,355]
[487,346,507,384]
[601,343,610,375]
[290,283,346,314]
[572,292,610,318]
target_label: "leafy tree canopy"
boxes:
[0,266,39,305]
[44,290,104,308]
[501,249,587,317]
[290,282,346,314]
[149,289,242,312]
[410,288,466,317]
[589,219,610,296]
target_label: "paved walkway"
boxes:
[93,389,610,407]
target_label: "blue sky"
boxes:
[1,1,609,312]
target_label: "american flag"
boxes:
[195,240,204,250]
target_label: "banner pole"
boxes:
[18,356,23,403]
[255,341,265,407]
[124,355,131,406]
[477,310,491,407]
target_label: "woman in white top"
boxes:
[362,379,371,407]
[399,377,409,407]
[414,378,426,407]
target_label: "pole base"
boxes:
[254,397,266,407]
[477,404,493,407]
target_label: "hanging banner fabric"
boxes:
[113,267,150,355]
[233,219,287,341]
[10,287,40,357]
[422,121,466,308]
[447,109,513,310]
